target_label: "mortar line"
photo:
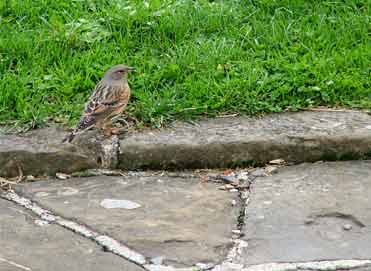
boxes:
[223,187,250,264]
[1,190,204,271]
[0,256,32,271]
[1,190,148,269]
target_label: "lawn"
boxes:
[0,0,370,128]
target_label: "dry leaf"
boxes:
[269,159,285,165]
[56,172,71,180]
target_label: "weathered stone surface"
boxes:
[0,198,144,271]
[71,130,120,169]
[119,111,371,169]
[17,174,239,267]
[1,111,370,176]
[0,126,122,177]
[239,160,371,265]
[0,126,98,177]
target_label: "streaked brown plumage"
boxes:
[63,64,135,143]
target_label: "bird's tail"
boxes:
[62,115,96,143]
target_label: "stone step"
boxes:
[118,111,371,169]
[1,111,370,177]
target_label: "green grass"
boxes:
[0,0,370,128]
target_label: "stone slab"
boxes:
[240,160,371,265]
[16,174,240,267]
[0,125,124,177]
[0,126,98,177]
[119,111,371,169]
[0,198,144,271]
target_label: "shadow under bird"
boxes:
[63,64,135,143]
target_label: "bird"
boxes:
[63,64,135,143]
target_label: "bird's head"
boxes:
[105,64,135,81]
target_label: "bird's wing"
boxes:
[74,114,97,132]
[63,79,128,143]
[84,81,118,115]
[73,81,120,132]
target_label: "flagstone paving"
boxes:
[238,160,371,266]
[0,198,144,271]
[1,161,371,271]
[14,173,240,268]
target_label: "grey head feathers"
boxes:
[104,64,135,81]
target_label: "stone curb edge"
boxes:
[1,111,370,177]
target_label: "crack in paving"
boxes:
[219,168,262,266]
[312,212,366,228]
[224,190,250,265]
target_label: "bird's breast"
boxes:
[112,83,130,108]
[120,83,130,97]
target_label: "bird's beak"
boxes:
[127,67,136,71]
